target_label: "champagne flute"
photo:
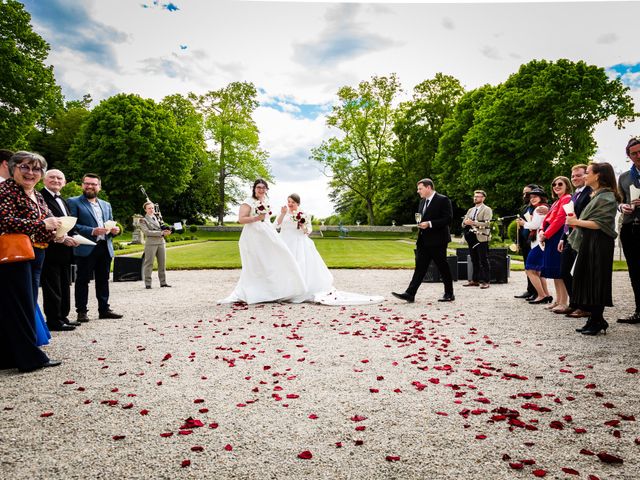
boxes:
[415,213,422,224]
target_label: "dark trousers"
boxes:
[560,241,577,303]
[41,258,72,326]
[620,223,640,312]
[407,245,454,297]
[521,242,536,295]
[0,250,49,371]
[75,241,112,314]
[470,241,490,283]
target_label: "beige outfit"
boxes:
[139,214,167,287]
[461,204,493,242]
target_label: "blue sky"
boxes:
[22,0,640,218]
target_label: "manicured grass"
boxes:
[126,238,417,269]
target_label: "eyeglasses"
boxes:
[83,182,99,187]
[552,182,564,187]
[255,186,267,190]
[17,164,43,174]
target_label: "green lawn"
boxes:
[125,238,417,269]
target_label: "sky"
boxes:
[21,0,640,219]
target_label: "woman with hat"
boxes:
[519,187,552,304]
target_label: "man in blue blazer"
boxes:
[67,173,123,322]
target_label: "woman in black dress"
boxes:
[566,162,620,335]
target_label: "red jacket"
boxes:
[542,193,571,239]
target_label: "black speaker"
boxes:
[456,248,469,280]
[423,255,458,283]
[466,249,510,284]
[113,256,143,282]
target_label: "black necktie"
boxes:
[423,199,430,216]
[472,208,478,221]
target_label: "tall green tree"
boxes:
[312,74,402,225]
[0,0,63,148]
[387,73,465,223]
[435,59,637,215]
[160,94,212,223]
[190,82,270,225]
[68,93,197,223]
[29,95,93,172]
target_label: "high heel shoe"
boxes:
[581,319,609,336]
[575,317,594,333]
[528,296,553,305]
[544,302,559,310]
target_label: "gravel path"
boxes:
[1,270,638,479]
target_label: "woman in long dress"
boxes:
[218,180,306,304]
[276,193,384,306]
[567,162,620,336]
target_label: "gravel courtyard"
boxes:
[1,270,638,479]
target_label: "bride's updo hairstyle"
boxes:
[252,179,269,199]
[288,193,301,205]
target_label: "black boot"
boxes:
[581,319,609,336]
[575,316,595,333]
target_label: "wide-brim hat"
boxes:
[528,187,546,197]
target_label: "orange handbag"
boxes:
[0,233,35,264]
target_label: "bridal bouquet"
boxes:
[293,210,310,232]
[254,201,272,220]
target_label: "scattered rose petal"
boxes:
[112,435,126,441]
[561,468,579,475]
[160,432,173,438]
[224,444,233,451]
[191,446,204,452]
[181,459,190,468]
[385,456,400,462]
[532,469,547,477]
[297,450,313,459]
[596,452,623,464]
[40,412,54,418]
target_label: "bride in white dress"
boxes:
[276,194,384,306]
[218,180,306,304]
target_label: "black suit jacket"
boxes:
[562,186,592,241]
[41,189,74,264]
[416,192,453,248]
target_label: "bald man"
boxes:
[40,169,80,331]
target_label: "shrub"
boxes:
[189,224,198,233]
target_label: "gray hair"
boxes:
[8,151,47,176]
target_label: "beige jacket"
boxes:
[462,203,493,242]
[139,214,166,246]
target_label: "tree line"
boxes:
[2,0,637,228]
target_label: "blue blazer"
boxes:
[67,195,116,257]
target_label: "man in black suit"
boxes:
[40,169,80,331]
[392,178,455,302]
[555,164,592,316]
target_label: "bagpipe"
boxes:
[140,186,174,233]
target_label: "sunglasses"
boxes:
[552,182,565,187]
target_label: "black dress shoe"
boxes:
[48,324,76,332]
[514,292,531,299]
[581,319,609,336]
[160,284,172,288]
[65,320,81,327]
[99,310,123,319]
[438,294,455,302]
[19,360,62,373]
[528,296,553,304]
[617,312,640,324]
[77,312,89,323]
[146,286,152,289]
[391,291,415,303]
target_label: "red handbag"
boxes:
[0,233,36,264]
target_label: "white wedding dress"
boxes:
[278,212,384,306]
[218,198,306,305]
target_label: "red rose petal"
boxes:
[335,442,343,448]
[181,459,190,468]
[139,409,150,415]
[209,422,219,429]
[561,467,579,475]
[625,368,638,374]
[579,449,595,456]
[596,452,623,464]
[355,426,366,431]
[351,415,367,422]
[385,456,400,462]
[191,446,204,452]
[532,469,547,477]
[193,398,204,403]
[40,412,54,418]
[297,450,313,459]
[475,434,487,440]
[509,463,524,470]
[224,444,233,451]
[112,435,126,441]
[160,432,173,438]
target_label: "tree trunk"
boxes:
[217,140,226,225]
[367,199,375,226]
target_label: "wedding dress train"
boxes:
[278,213,384,306]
